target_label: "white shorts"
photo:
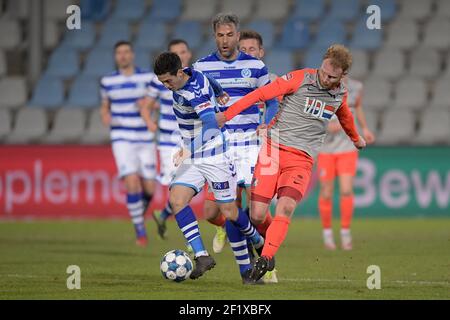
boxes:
[170,152,237,203]
[111,141,156,180]
[157,146,179,186]
[229,143,260,187]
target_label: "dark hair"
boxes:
[154,52,182,76]
[114,40,133,51]
[168,39,190,51]
[239,30,263,47]
[212,12,240,32]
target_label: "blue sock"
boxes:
[225,219,251,275]
[232,208,263,247]
[160,202,172,221]
[175,205,207,258]
[127,193,146,238]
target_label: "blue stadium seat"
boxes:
[312,19,347,48]
[144,0,181,21]
[291,0,325,21]
[278,19,310,49]
[195,39,217,61]
[303,47,327,69]
[110,0,146,21]
[173,21,203,50]
[369,0,397,22]
[45,47,80,79]
[28,76,65,109]
[80,0,111,22]
[135,21,167,51]
[349,17,383,50]
[66,75,100,109]
[134,49,153,70]
[98,20,131,48]
[328,0,360,22]
[245,20,275,49]
[264,50,295,76]
[59,21,96,51]
[82,47,115,77]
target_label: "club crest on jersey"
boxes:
[241,68,251,78]
[177,96,184,105]
[304,97,335,120]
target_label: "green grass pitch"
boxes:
[0,218,449,300]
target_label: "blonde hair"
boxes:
[323,44,352,73]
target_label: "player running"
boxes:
[317,77,375,250]
[153,52,264,283]
[100,41,157,247]
[216,44,367,282]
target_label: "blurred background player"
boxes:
[100,41,157,247]
[317,77,376,250]
[217,45,366,282]
[193,13,278,260]
[153,52,264,283]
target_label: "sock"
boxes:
[160,201,172,221]
[142,192,153,213]
[127,193,147,238]
[261,215,291,258]
[319,197,332,229]
[225,219,251,275]
[340,195,354,229]
[255,211,272,238]
[175,205,208,258]
[233,208,263,248]
[208,214,226,227]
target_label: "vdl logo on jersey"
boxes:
[304,97,335,120]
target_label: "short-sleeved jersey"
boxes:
[192,51,270,146]
[320,78,363,153]
[100,67,154,143]
[172,67,227,159]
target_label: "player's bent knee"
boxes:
[250,211,266,225]
[204,200,220,220]
[123,174,141,193]
[218,202,238,220]
[168,193,189,214]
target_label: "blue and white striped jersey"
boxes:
[172,67,227,158]
[192,51,270,146]
[100,67,154,144]
[147,77,181,148]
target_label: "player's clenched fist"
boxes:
[215,112,227,128]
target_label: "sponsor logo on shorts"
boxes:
[212,181,230,190]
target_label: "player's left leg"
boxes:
[203,188,227,254]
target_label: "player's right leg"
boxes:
[203,196,227,253]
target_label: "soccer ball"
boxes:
[160,249,193,282]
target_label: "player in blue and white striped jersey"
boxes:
[100,41,157,247]
[153,52,264,283]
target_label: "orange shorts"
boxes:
[251,139,314,204]
[317,150,358,182]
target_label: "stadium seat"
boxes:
[312,19,347,48]
[80,111,110,144]
[65,75,100,109]
[264,50,295,76]
[372,49,405,80]
[291,0,325,22]
[376,109,415,145]
[110,0,146,22]
[423,18,450,50]
[195,39,217,61]
[367,0,398,22]
[278,19,310,49]
[144,0,181,21]
[80,0,111,22]
[409,47,441,79]
[134,49,153,70]
[435,0,450,19]
[173,21,203,50]
[384,19,419,50]
[392,77,427,111]
[45,47,80,79]
[303,47,327,69]
[245,20,275,49]
[362,76,392,111]
[430,76,450,110]
[5,0,29,20]
[0,77,27,110]
[6,108,48,144]
[60,21,96,51]
[98,20,131,48]
[219,0,253,21]
[327,0,360,22]
[44,0,74,20]
[44,20,59,49]
[349,17,383,50]
[254,0,290,21]
[181,0,217,21]
[0,49,5,77]
[397,0,432,20]
[414,110,450,145]
[0,109,12,140]
[41,109,87,144]
[81,47,115,78]
[28,76,65,109]
[135,21,167,51]
[359,109,379,135]
[349,50,369,80]
[0,18,21,49]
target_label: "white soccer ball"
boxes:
[160,250,193,282]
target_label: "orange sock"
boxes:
[256,211,272,238]
[208,214,226,227]
[340,195,354,229]
[318,197,332,229]
[261,215,291,258]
